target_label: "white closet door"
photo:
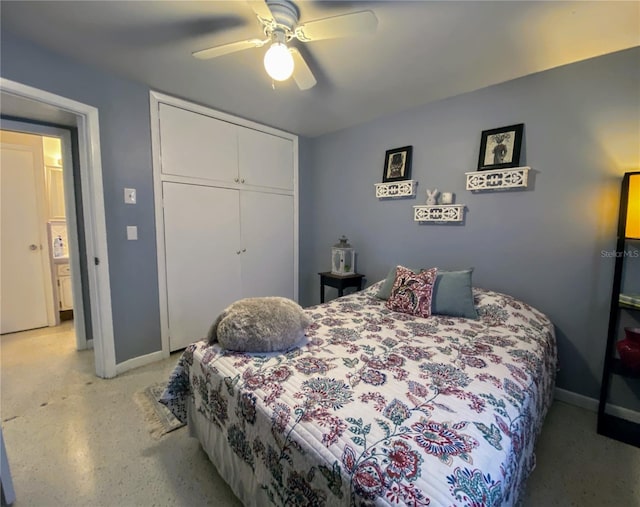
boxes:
[159,104,238,183]
[163,182,241,350]
[238,128,293,191]
[240,191,294,299]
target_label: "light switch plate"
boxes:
[126,226,138,240]
[124,188,136,204]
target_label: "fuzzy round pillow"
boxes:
[207,297,312,352]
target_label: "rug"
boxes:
[134,382,185,439]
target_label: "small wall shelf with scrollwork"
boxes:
[375,180,417,199]
[413,204,465,223]
[465,166,530,191]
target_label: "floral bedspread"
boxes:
[161,284,556,506]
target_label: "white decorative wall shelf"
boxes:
[465,166,530,191]
[375,180,417,199]
[413,204,465,223]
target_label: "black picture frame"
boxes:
[382,145,413,182]
[477,123,524,171]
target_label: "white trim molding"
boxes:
[115,350,165,376]
[555,388,640,425]
[1,78,116,378]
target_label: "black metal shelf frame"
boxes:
[597,171,640,448]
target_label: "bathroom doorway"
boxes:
[0,127,87,351]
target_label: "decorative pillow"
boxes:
[386,266,438,318]
[377,265,406,300]
[378,266,478,319]
[431,268,478,319]
[208,297,312,352]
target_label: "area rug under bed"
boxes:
[134,382,185,438]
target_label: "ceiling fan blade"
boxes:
[192,38,266,60]
[295,10,377,42]
[290,48,317,90]
[247,0,274,22]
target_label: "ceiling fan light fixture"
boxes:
[264,42,294,81]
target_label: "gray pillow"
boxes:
[208,297,312,352]
[377,265,407,300]
[377,266,478,319]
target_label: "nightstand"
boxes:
[318,272,365,303]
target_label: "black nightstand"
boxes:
[318,272,365,303]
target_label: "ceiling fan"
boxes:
[192,0,378,90]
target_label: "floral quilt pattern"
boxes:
[161,283,556,506]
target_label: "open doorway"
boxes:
[0,128,86,354]
[1,77,116,378]
[1,126,88,348]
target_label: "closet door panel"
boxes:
[163,182,241,350]
[238,128,293,191]
[240,191,294,299]
[159,104,238,182]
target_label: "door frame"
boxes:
[1,77,116,378]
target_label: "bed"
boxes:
[161,280,556,506]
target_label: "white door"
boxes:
[240,190,295,299]
[0,141,49,334]
[159,104,239,184]
[238,128,293,191]
[163,182,242,350]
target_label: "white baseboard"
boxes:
[115,350,164,376]
[555,387,640,424]
[87,339,94,350]
[554,387,599,411]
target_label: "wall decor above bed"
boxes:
[374,179,417,198]
[382,145,412,183]
[414,204,466,223]
[465,166,531,192]
[376,146,416,199]
[477,123,524,171]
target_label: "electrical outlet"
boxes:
[124,188,137,204]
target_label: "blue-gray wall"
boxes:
[299,47,640,399]
[2,26,638,400]
[1,32,161,363]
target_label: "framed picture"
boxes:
[477,123,524,171]
[382,145,413,182]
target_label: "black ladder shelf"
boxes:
[597,171,640,448]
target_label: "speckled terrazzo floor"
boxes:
[1,323,639,507]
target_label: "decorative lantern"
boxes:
[331,236,355,275]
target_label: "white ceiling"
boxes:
[2,1,638,137]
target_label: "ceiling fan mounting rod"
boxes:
[261,0,299,41]
[268,29,288,45]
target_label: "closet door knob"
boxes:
[29,244,38,251]
[242,248,246,253]
[236,250,241,255]
[234,178,239,183]
[240,178,245,183]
